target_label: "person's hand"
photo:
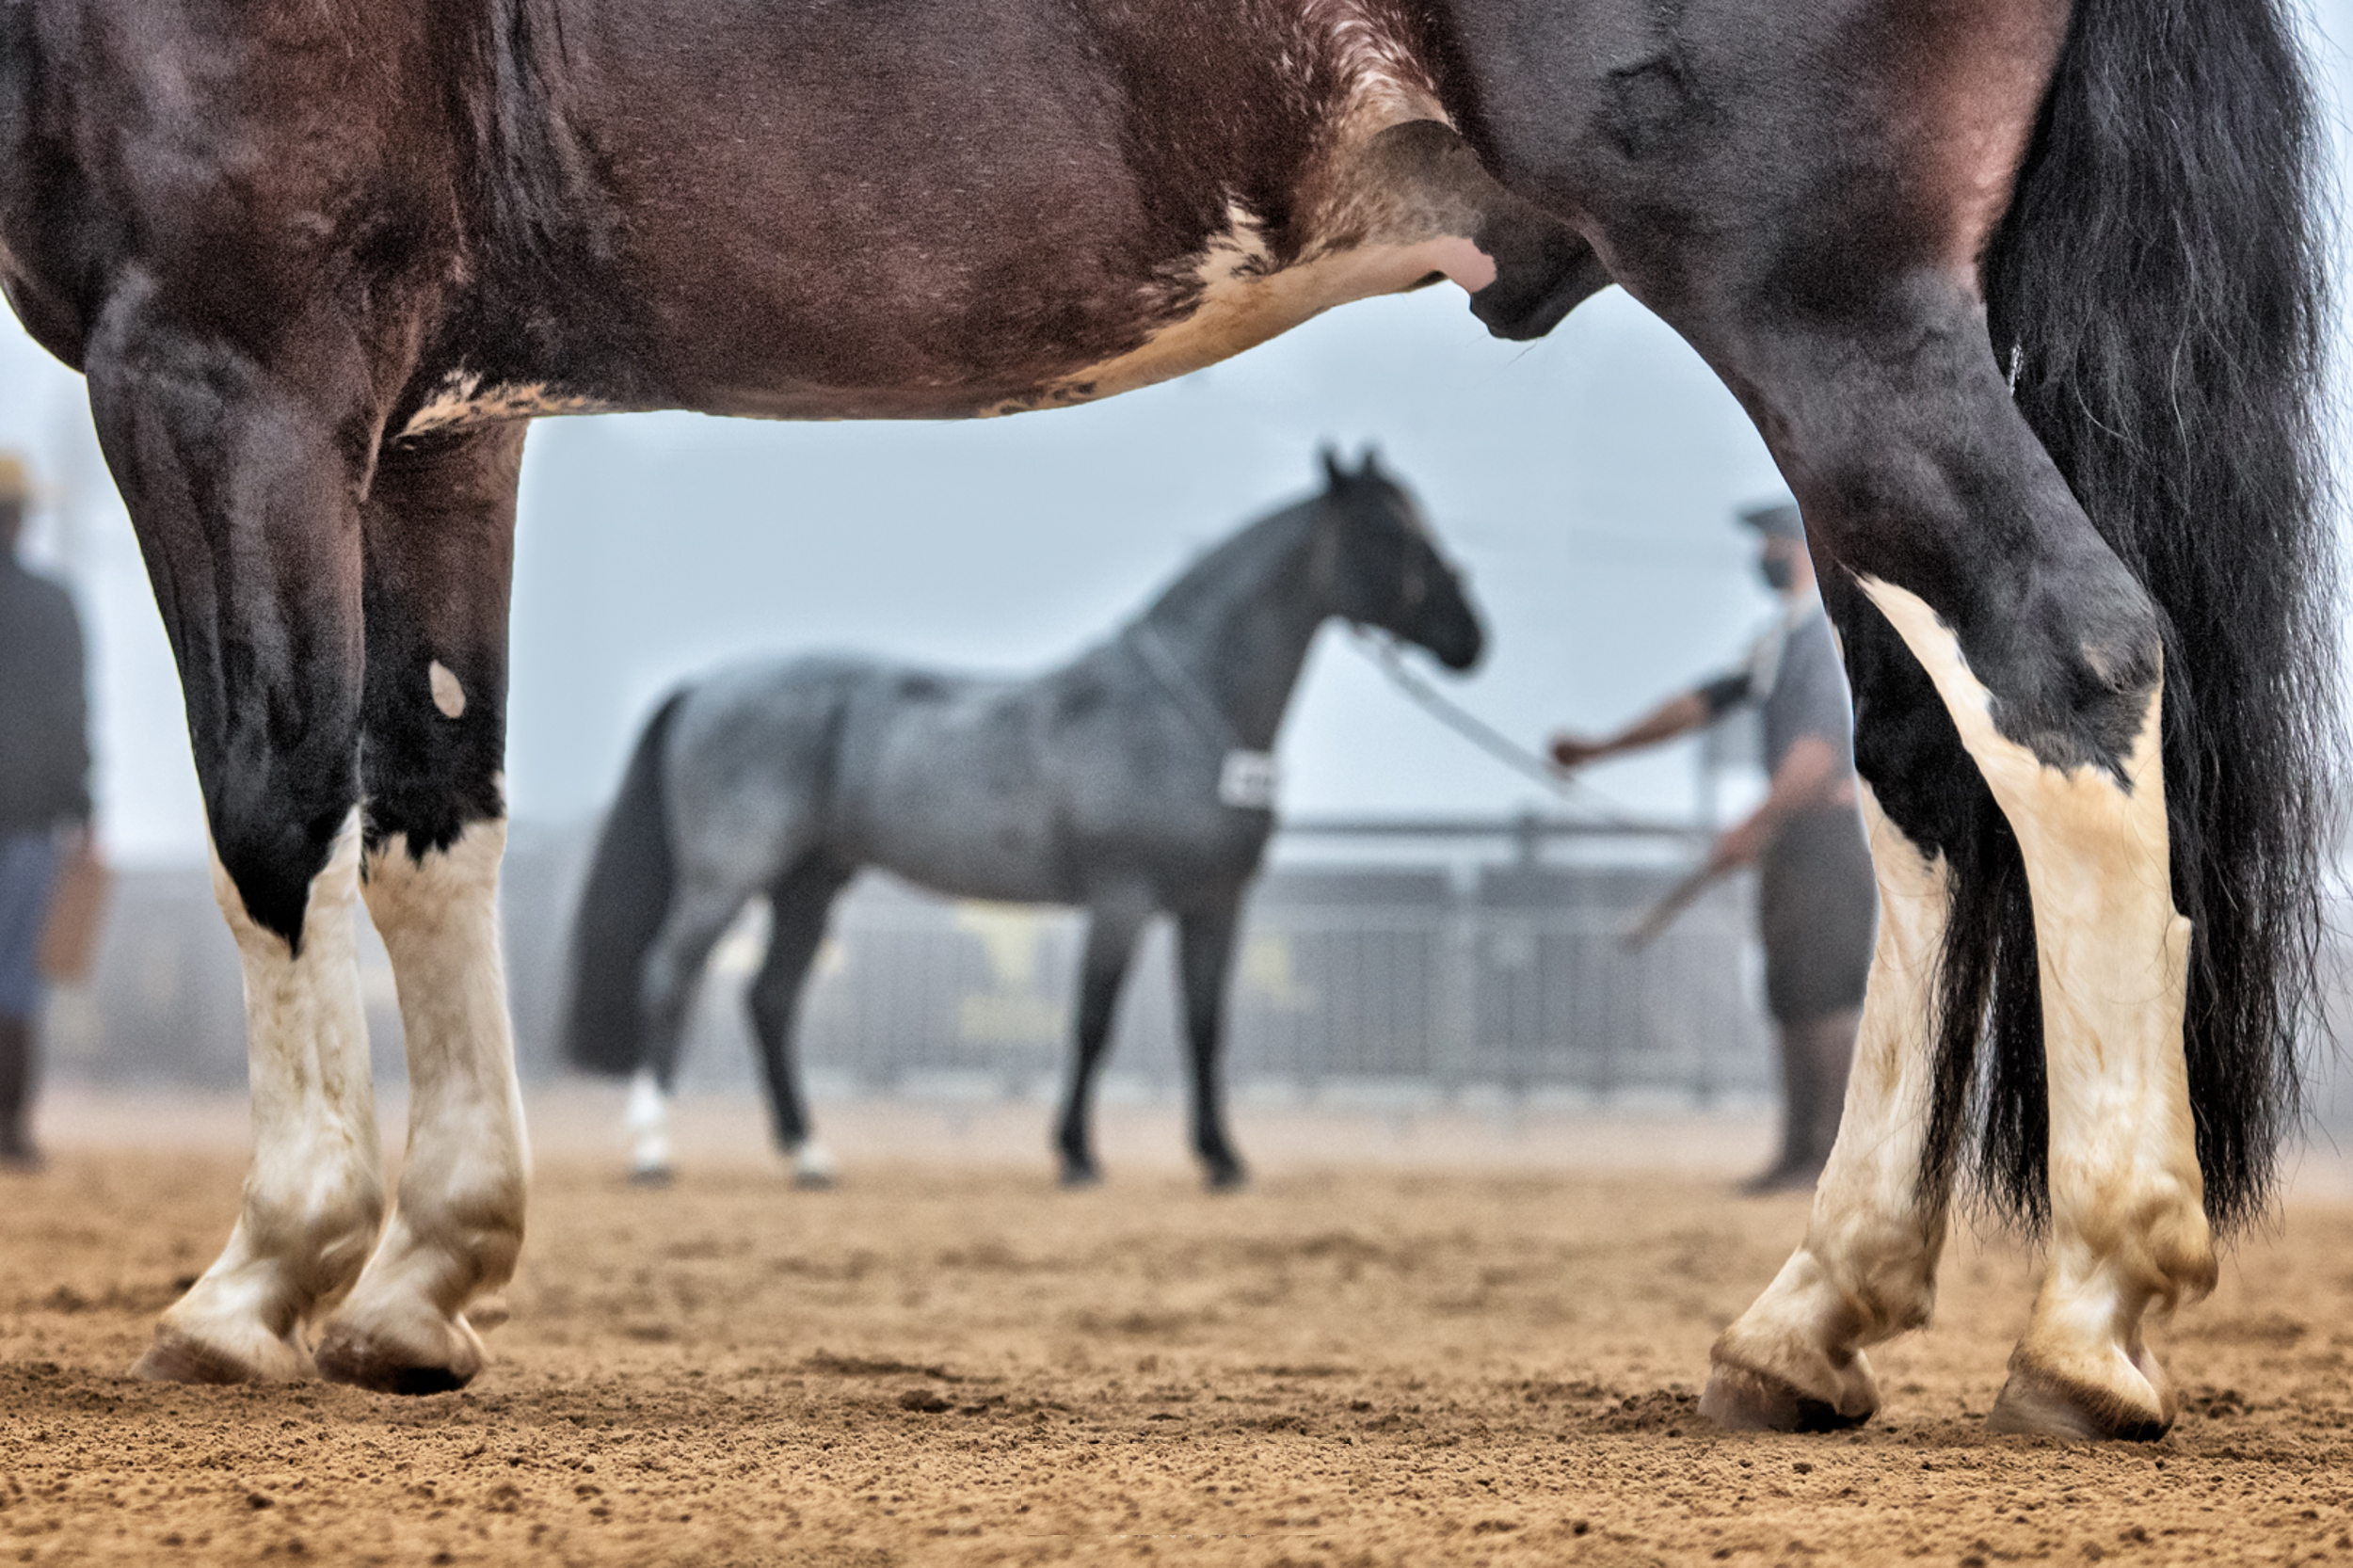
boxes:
[1707,816,1766,873]
[1549,733,1609,770]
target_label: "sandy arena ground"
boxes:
[5,1088,2353,1566]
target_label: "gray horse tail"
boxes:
[564,688,691,1077]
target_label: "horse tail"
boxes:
[563,689,692,1077]
[1929,0,2336,1232]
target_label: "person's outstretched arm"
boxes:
[1551,671,1747,769]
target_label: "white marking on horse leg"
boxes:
[314,820,527,1393]
[1858,576,2208,1439]
[626,1067,673,1182]
[427,661,467,720]
[133,812,384,1384]
[1703,783,1950,1430]
[792,1139,840,1189]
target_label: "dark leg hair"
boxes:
[747,857,854,1182]
[313,424,530,1394]
[1177,895,1247,1191]
[1053,890,1153,1187]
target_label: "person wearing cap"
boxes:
[1549,501,1874,1192]
[0,454,91,1170]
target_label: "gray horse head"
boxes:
[1315,447,1484,672]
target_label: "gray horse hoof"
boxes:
[628,1165,674,1190]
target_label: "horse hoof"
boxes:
[1699,1360,1869,1433]
[1203,1162,1249,1192]
[1988,1359,2169,1441]
[628,1164,674,1189]
[790,1143,840,1189]
[1058,1162,1102,1190]
[130,1322,311,1386]
[314,1320,483,1397]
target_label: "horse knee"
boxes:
[208,783,364,951]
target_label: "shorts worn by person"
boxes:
[0,454,93,1170]
[1551,500,1875,1192]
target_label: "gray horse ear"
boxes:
[1357,447,1385,483]
[1321,444,1348,491]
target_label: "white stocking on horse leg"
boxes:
[1864,579,2209,1440]
[625,1067,673,1185]
[1703,784,1950,1430]
[314,821,528,1393]
[133,814,385,1384]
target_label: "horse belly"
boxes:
[997,221,1497,413]
[552,0,1490,421]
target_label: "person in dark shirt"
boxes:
[0,454,91,1169]
[1550,501,1875,1192]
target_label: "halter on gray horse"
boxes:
[566,452,1483,1188]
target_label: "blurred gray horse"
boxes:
[565,453,1483,1188]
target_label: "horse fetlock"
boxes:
[234,1179,388,1322]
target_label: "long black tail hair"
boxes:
[563,690,690,1077]
[1929,0,2337,1232]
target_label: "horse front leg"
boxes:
[1177,896,1247,1191]
[87,306,385,1385]
[314,426,530,1394]
[1053,891,1151,1187]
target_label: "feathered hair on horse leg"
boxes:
[1932,0,2339,1234]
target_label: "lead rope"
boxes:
[1342,626,1667,833]
[1130,621,1241,749]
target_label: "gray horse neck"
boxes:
[1129,502,1330,751]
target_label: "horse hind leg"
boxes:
[87,301,387,1385]
[313,424,531,1395]
[747,860,853,1188]
[1864,579,2203,1440]
[1703,772,1955,1429]
[1053,891,1153,1187]
[1722,295,2207,1439]
[629,856,765,1180]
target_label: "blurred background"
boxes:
[7,6,2353,1137]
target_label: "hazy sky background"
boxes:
[4,7,2349,867]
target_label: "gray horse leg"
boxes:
[1178,900,1247,1191]
[1052,893,1154,1187]
[632,873,755,1183]
[747,860,853,1188]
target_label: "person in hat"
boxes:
[0,453,90,1170]
[1550,501,1874,1192]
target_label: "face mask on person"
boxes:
[1757,551,1796,592]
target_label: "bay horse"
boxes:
[0,0,2328,1439]
[562,452,1481,1192]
